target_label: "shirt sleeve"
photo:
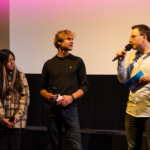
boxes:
[77,58,89,93]
[117,52,136,83]
[117,60,128,83]
[39,62,49,92]
[15,73,30,121]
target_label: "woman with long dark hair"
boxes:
[0,49,30,150]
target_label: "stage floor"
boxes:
[20,126,148,150]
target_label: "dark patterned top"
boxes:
[0,72,30,128]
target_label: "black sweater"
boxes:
[40,53,88,106]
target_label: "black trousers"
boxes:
[125,113,150,150]
[45,103,82,150]
[0,128,23,150]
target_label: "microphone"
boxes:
[52,87,58,95]
[112,44,133,61]
[51,87,58,107]
[9,116,15,122]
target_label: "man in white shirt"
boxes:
[117,24,150,150]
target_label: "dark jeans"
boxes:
[0,128,23,150]
[125,113,150,150]
[45,103,82,150]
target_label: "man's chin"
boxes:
[132,45,136,50]
[65,48,72,51]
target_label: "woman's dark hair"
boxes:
[0,49,22,101]
[0,51,8,99]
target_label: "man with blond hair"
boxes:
[40,30,88,150]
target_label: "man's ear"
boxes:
[143,34,147,42]
[57,42,61,46]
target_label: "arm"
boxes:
[0,101,14,128]
[117,60,128,83]
[39,62,49,94]
[72,89,84,100]
[117,50,135,83]
[116,49,128,83]
[0,101,9,126]
[57,89,84,107]
[39,62,57,102]
[40,90,57,103]
[0,100,13,128]
[14,74,30,123]
[77,58,89,93]
[57,58,88,107]
[2,118,13,128]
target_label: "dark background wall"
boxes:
[26,74,129,131]
[0,0,130,131]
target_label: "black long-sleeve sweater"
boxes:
[40,53,88,106]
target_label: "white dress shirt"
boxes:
[117,50,150,117]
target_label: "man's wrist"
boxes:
[71,94,75,101]
[44,91,49,99]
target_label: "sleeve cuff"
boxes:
[14,114,21,121]
[80,86,88,94]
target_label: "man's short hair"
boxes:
[132,24,150,42]
[54,30,75,49]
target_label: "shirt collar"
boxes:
[147,50,150,55]
[135,51,142,57]
[135,50,150,57]
[7,71,13,76]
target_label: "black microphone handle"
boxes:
[9,116,15,122]
[112,48,127,61]
[51,87,58,107]
[112,44,133,62]
[52,87,58,94]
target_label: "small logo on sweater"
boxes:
[70,66,72,69]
